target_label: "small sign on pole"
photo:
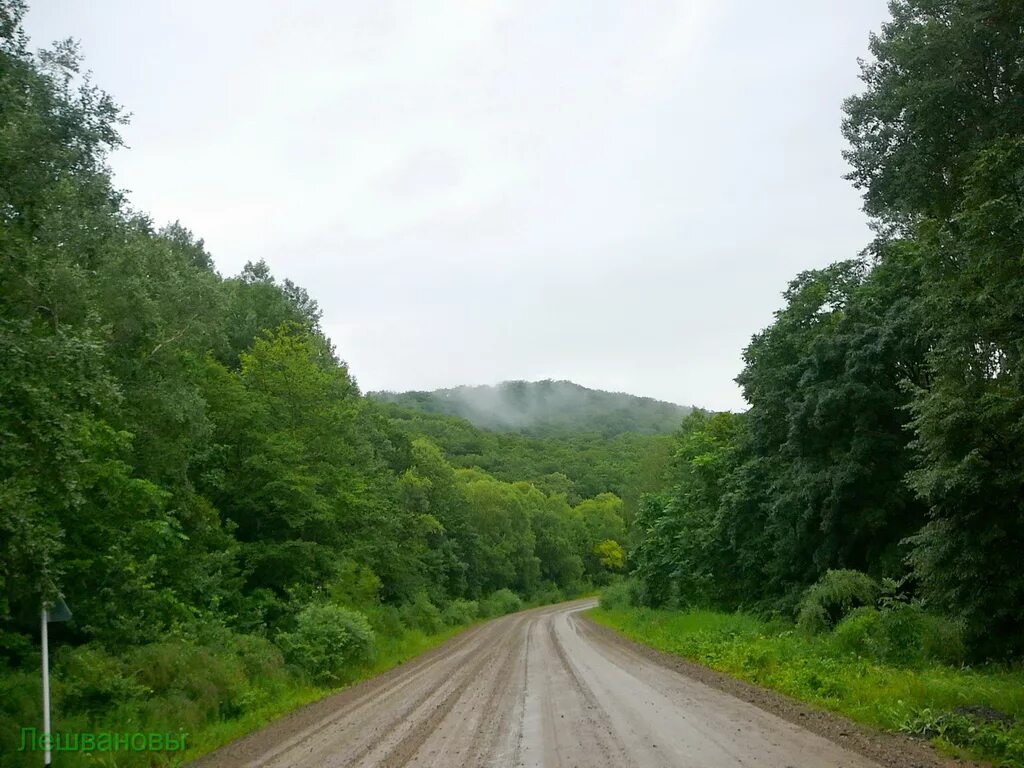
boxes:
[41,598,71,767]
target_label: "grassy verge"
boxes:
[590,605,1024,768]
[0,622,472,768]
[180,622,467,763]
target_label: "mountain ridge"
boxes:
[370,379,692,437]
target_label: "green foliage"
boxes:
[842,0,1024,656]
[364,605,405,638]
[327,561,383,609]
[442,599,479,626]
[56,645,148,712]
[479,589,523,618]
[529,582,566,606]
[374,401,675,509]
[594,540,626,572]
[457,472,541,594]
[631,411,754,608]
[0,618,474,767]
[599,579,640,611]
[796,570,881,634]
[901,137,1024,656]
[737,259,927,593]
[398,593,445,635]
[532,496,586,588]
[276,604,375,684]
[898,709,1024,768]
[841,0,1024,225]
[399,438,476,600]
[831,605,966,668]
[0,628,299,767]
[574,493,627,577]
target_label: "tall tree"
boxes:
[842,0,1024,228]
[903,138,1024,654]
[843,0,1024,654]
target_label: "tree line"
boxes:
[372,380,691,437]
[631,0,1024,658]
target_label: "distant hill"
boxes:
[370,380,691,437]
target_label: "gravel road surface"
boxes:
[193,599,889,767]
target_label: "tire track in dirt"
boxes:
[316,618,515,768]
[387,613,530,768]
[518,610,633,767]
[373,614,526,768]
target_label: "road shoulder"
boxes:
[579,611,985,768]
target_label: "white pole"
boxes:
[41,606,51,767]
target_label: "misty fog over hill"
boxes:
[370,380,692,436]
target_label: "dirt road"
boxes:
[194,600,882,767]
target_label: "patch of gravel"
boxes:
[580,614,988,768]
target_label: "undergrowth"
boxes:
[0,587,574,768]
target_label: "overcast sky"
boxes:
[26,1,889,411]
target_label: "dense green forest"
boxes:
[371,380,691,437]
[629,0,1024,660]
[0,3,635,762]
[373,401,674,507]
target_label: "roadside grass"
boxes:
[179,622,467,764]
[590,606,1024,768]
[0,623,468,768]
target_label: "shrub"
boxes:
[442,599,479,626]
[365,604,405,638]
[899,708,1024,766]
[919,611,966,666]
[56,644,146,713]
[277,604,375,684]
[141,644,249,720]
[878,603,932,666]
[480,589,522,617]
[797,570,880,634]
[831,606,886,658]
[531,582,565,606]
[600,579,637,610]
[327,560,383,608]
[0,668,48,762]
[399,593,445,634]
[229,632,289,681]
[831,604,967,666]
